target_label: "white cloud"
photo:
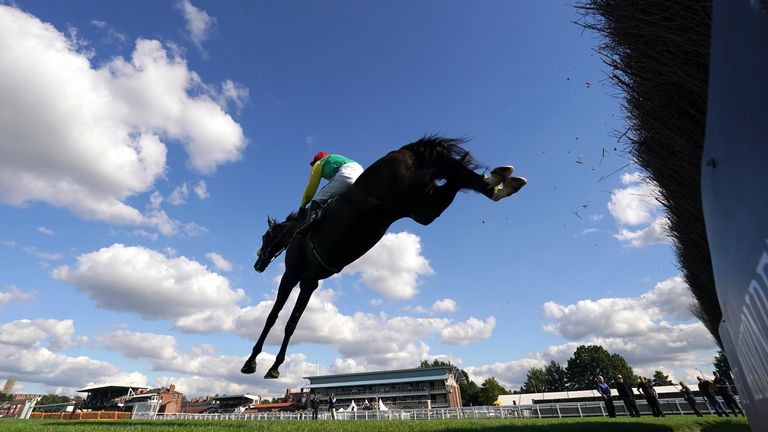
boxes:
[52,244,245,332]
[441,316,496,345]
[542,275,695,340]
[22,246,62,261]
[95,329,314,397]
[206,252,233,272]
[175,0,215,52]
[168,183,189,205]
[431,298,457,313]
[37,226,54,235]
[0,319,85,350]
[0,285,37,306]
[193,180,209,199]
[465,357,546,390]
[343,232,434,299]
[95,330,177,361]
[608,172,670,247]
[236,287,494,369]
[615,216,671,248]
[0,343,134,391]
[0,5,245,234]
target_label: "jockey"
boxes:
[297,152,364,232]
[301,152,364,209]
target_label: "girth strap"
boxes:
[308,234,341,274]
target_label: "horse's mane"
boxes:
[400,135,483,172]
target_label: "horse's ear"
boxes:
[267,217,276,229]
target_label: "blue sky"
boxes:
[0,0,718,398]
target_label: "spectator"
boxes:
[596,375,616,418]
[615,375,641,417]
[637,376,665,417]
[310,394,319,420]
[679,381,703,417]
[697,376,729,417]
[329,393,337,420]
[713,371,744,416]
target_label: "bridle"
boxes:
[258,221,297,268]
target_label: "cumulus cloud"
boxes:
[343,232,434,299]
[431,298,457,313]
[608,172,671,247]
[237,288,494,369]
[465,357,547,390]
[0,285,37,306]
[206,252,233,272]
[175,0,215,53]
[52,244,245,332]
[0,5,246,234]
[193,180,209,199]
[0,319,85,350]
[441,316,496,345]
[0,318,136,392]
[95,329,314,397]
[542,275,695,340]
[168,183,189,205]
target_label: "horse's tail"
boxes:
[400,135,483,172]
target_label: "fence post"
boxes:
[536,404,541,419]
[556,404,561,418]
[577,403,583,418]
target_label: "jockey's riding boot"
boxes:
[295,201,321,239]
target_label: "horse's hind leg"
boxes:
[264,279,318,379]
[240,271,300,374]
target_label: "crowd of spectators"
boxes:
[596,371,744,418]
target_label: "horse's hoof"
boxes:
[492,176,527,201]
[264,369,280,379]
[241,360,257,374]
[485,166,514,188]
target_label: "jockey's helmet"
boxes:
[310,152,330,166]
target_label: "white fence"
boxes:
[132,396,739,421]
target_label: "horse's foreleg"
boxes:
[240,273,300,374]
[410,182,461,225]
[448,162,525,201]
[264,279,318,379]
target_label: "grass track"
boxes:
[0,417,750,432]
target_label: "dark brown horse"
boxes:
[242,136,526,378]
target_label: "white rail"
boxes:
[132,397,739,421]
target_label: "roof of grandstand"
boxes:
[304,366,466,387]
[76,383,149,393]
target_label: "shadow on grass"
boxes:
[435,418,750,432]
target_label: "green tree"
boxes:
[0,392,12,402]
[565,345,635,390]
[544,361,568,392]
[37,394,70,405]
[651,370,673,386]
[419,359,452,368]
[478,377,508,406]
[462,379,482,406]
[713,350,731,377]
[520,367,547,393]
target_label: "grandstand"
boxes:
[77,383,149,411]
[304,366,464,410]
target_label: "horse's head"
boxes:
[253,212,303,273]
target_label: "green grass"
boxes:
[0,416,750,432]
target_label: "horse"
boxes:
[242,136,526,378]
